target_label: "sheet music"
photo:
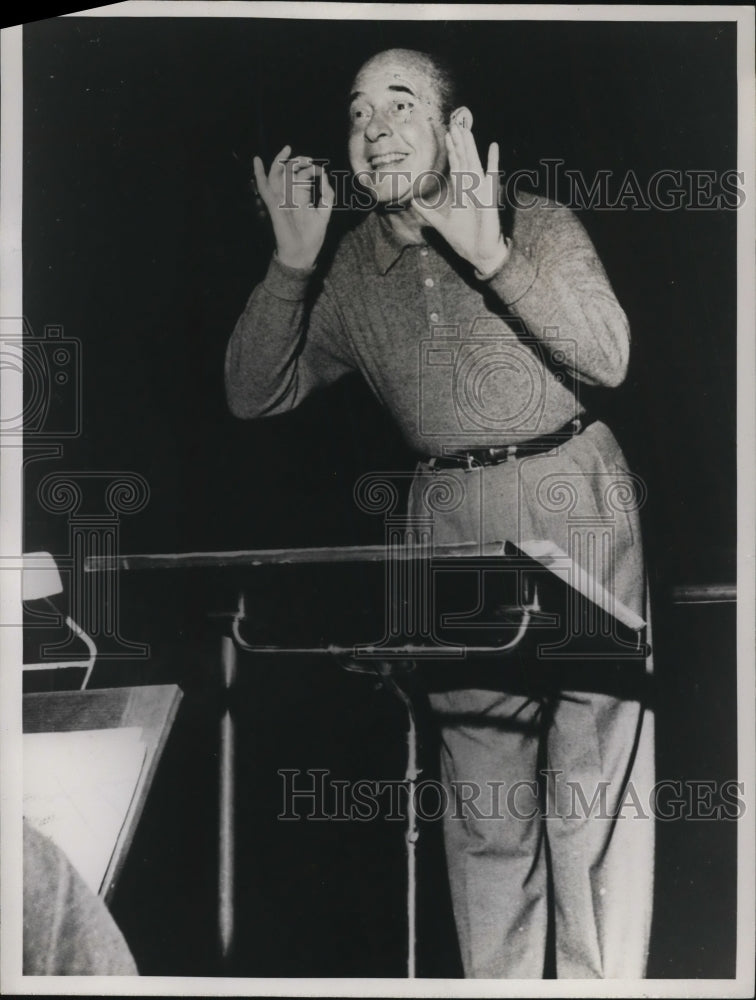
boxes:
[519,539,646,632]
[23,727,147,895]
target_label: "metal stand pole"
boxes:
[381,668,420,979]
[218,623,238,969]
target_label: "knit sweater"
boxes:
[225,196,629,456]
[23,821,138,976]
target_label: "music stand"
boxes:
[86,539,649,976]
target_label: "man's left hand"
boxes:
[410,124,510,277]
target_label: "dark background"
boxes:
[21,15,739,979]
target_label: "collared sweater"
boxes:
[225,197,629,457]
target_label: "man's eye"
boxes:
[391,100,414,118]
[350,106,368,123]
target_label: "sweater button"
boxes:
[424,277,434,288]
[430,312,440,323]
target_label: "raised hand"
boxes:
[252,145,334,270]
[410,124,510,276]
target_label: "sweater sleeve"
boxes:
[481,202,630,388]
[23,822,138,976]
[225,254,356,419]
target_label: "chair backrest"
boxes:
[23,552,96,686]
[22,552,63,601]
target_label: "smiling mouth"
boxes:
[368,152,409,168]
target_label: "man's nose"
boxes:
[365,110,393,143]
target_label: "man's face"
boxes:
[348,55,448,206]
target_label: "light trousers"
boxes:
[408,422,655,978]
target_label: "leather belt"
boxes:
[425,414,597,471]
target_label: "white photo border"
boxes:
[1,3,754,997]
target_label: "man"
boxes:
[225,48,654,979]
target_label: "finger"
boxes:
[446,130,470,205]
[451,122,479,176]
[318,170,335,211]
[280,156,313,188]
[252,155,266,190]
[289,156,314,173]
[289,163,317,182]
[445,131,461,176]
[270,144,292,180]
[461,127,484,176]
[276,154,319,206]
[486,141,499,177]
[448,123,467,169]
[252,156,272,205]
[299,163,327,208]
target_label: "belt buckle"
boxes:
[443,449,477,472]
[489,445,517,466]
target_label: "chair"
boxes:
[23,551,97,688]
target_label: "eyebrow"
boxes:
[349,84,417,103]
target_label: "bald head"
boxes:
[352,48,459,124]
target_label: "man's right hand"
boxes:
[252,145,334,270]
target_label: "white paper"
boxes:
[519,539,646,632]
[23,727,147,895]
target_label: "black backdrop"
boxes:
[23,16,737,581]
[20,14,740,980]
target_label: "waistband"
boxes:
[423,414,597,471]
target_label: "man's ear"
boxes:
[449,106,474,130]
